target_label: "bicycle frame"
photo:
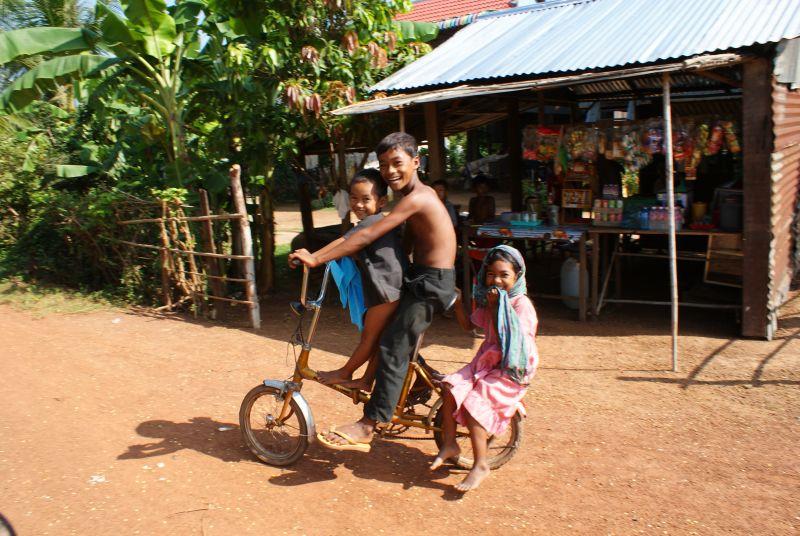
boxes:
[276,264,446,434]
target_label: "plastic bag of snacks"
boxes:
[642,119,664,155]
[566,127,598,162]
[621,124,650,171]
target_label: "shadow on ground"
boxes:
[118,416,466,500]
[617,328,800,389]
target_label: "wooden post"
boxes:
[166,204,194,308]
[507,97,523,212]
[229,164,261,329]
[298,177,316,249]
[578,231,587,321]
[424,102,445,181]
[258,188,276,294]
[198,189,226,320]
[741,57,773,339]
[662,73,679,372]
[462,225,473,312]
[537,91,546,125]
[590,230,599,316]
[158,201,173,309]
[336,138,351,234]
[177,206,204,317]
[398,107,406,133]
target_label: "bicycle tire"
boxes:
[432,403,523,470]
[239,385,309,466]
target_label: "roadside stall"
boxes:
[333,0,800,353]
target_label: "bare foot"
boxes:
[430,442,461,470]
[317,368,352,385]
[338,377,373,392]
[454,462,490,492]
[321,419,374,446]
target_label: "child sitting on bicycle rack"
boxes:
[295,168,405,391]
[432,245,539,492]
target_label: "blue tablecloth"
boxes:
[476,223,587,242]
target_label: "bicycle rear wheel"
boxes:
[432,401,523,470]
[239,385,309,466]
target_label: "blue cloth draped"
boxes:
[329,257,367,332]
[472,245,530,384]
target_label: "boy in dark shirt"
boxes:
[298,169,405,390]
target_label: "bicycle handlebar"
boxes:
[298,262,330,309]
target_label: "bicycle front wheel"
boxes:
[239,385,309,466]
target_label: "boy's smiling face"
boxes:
[349,180,385,220]
[378,147,419,192]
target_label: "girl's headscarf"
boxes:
[473,245,530,384]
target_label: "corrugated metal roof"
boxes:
[374,0,800,92]
[335,53,742,115]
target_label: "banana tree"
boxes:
[0,0,206,186]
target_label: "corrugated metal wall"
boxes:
[769,79,800,319]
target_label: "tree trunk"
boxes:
[336,138,351,234]
[257,187,276,294]
[298,177,315,249]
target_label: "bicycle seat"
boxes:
[289,301,305,317]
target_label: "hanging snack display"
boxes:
[523,126,561,162]
[621,124,651,171]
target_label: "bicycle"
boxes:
[239,263,524,468]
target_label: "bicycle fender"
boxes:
[263,380,316,442]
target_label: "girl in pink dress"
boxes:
[431,245,538,492]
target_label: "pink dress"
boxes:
[443,295,539,436]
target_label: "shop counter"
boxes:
[588,226,743,316]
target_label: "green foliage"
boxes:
[0,0,438,303]
[445,132,466,176]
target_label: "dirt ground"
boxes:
[1,273,799,535]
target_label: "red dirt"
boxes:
[1,289,798,534]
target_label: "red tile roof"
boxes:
[395,0,513,23]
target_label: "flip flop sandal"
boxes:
[316,426,372,452]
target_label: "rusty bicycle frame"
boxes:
[274,263,454,436]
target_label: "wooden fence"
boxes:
[113,165,260,328]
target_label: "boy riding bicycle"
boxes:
[289,132,457,452]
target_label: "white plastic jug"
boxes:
[560,256,587,310]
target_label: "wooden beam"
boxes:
[741,57,774,339]
[695,69,742,88]
[424,102,445,181]
[507,97,523,212]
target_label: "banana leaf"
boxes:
[0,54,117,112]
[56,164,100,178]
[96,3,139,54]
[0,27,93,65]
[122,0,177,58]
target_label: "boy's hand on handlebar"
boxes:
[288,249,320,268]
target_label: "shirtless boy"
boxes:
[289,132,457,451]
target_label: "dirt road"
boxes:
[1,292,798,534]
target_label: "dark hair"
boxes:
[485,249,522,274]
[432,179,448,190]
[350,168,387,197]
[375,132,417,158]
[473,175,490,188]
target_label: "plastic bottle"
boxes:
[640,207,649,229]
